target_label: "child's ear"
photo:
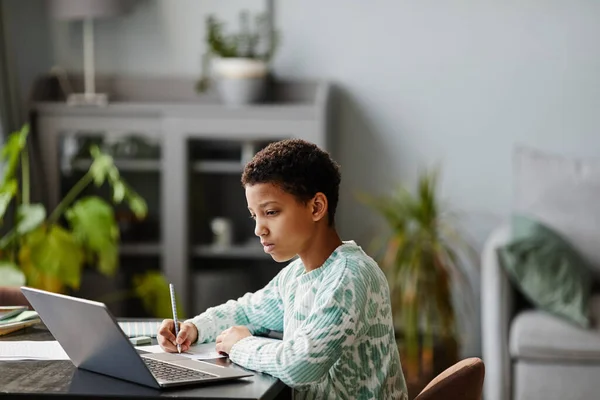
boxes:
[311,193,328,222]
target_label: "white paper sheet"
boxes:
[137,342,226,360]
[0,340,70,361]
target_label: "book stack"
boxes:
[0,306,41,336]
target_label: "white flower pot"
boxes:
[213,58,267,79]
[212,58,268,106]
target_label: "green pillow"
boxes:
[497,215,592,328]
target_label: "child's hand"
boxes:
[157,319,198,353]
[215,326,251,355]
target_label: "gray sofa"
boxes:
[481,147,600,400]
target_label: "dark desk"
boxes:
[0,324,291,400]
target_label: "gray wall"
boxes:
[3,0,53,122]
[40,0,600,357]
[50,0,265,76]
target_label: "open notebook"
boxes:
[117,321,283,340]
[117,321,162,338]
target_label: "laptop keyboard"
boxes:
[143,358,216,382]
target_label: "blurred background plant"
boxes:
[0,124,182,318]
[360,168,476,386]
[196,10,279,93]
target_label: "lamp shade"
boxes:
[49,0,125,20]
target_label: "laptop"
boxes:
[20,287,252,389]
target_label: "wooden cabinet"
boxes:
[31,76,330,317]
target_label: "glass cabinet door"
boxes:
[59,131,161,246]
[57,130,162,317]
[187,138,284,315]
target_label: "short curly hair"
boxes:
[241,139,341,226]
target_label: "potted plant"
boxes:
[360,168,475,389]
[0,124,182,318]
[196,11,278,106]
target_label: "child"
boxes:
[158,139,408,399]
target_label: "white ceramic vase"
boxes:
[212,58,268,106]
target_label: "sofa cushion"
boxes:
[513,361,600,400]
[497,214,592,328]
[510,308,600,362]
[513,146,600,277]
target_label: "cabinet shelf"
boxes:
[120,243,162,256]
[191,161,243,174]
[192,244,269,260]
[72,159,160,172]
[33,76,330,316]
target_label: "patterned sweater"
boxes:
[186,241,408,399]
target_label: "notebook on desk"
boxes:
[0,306,29,321]
[0,308,41,336]
[20,287,252,389]
[118,321,161,338]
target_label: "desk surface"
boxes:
[0,323,290,400]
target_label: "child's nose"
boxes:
[254,220,268,237]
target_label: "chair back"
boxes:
[414,357,485,400]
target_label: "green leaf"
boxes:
[0,203,48,249]
[65,196,119,276]
[89,146,115,187]
[0,179,17,221]
[108,165,120,183]
[25,225,84,289]
[112,181,126,203]
[1,124,29,185]
[16,204,46,234]
[1,124,28,158]
[85,146,146,218]
[133,272,185,319]
[0,262,26,286]
[127,193,147,220]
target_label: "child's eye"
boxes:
[266,210,278,216]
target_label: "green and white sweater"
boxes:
[186,241,408,400]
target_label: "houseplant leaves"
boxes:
[66,196,119,277]
[0,124,175,318]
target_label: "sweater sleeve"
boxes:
[184,266,286,343]
[229,259,368,388]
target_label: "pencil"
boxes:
[169,283,181,354]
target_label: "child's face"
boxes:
[245,182,315,263]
